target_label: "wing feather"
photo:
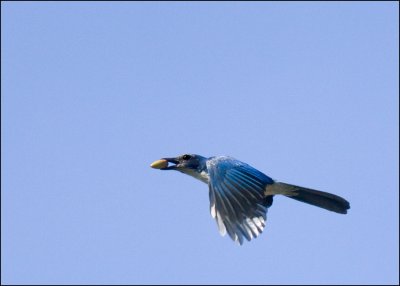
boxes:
[207,156,274,244]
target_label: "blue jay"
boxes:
[151,154,350,245]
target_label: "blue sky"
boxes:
[2,2,398,284]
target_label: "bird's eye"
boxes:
[182,154,191,160]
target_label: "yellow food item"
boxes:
[150,159,168,169]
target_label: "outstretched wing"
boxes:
[206,156,275,245]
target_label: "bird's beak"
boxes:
[150,157,179,170]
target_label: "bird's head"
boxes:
[150,154,209,183]
[151,154,205,171]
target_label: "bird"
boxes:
[150,154,350,245]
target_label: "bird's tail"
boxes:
[265,182,350,214]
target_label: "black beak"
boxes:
[160,157,179,170]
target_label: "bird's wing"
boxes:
[206,156,274,245]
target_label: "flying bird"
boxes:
[151,154,350,245]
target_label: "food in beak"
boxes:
[150,159,168,169]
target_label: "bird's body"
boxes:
[151,154,350,245]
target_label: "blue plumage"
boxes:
[151,154,350,245]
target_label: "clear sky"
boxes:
[2,2,399,284]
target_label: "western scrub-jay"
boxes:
[151,154,350,245]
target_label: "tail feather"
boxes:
[265,182,350,214]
